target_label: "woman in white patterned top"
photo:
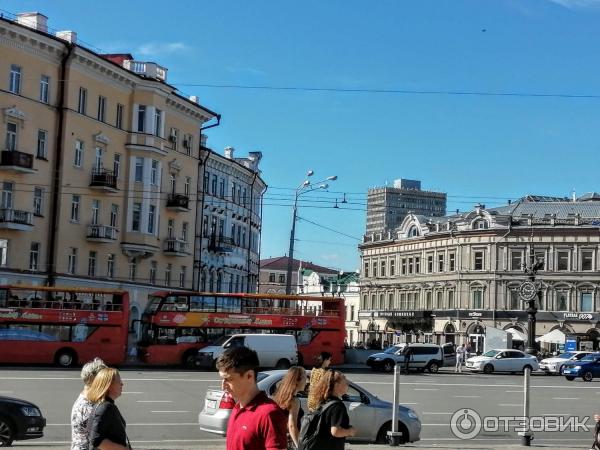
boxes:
[71,358,107,450]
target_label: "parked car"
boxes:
[562,353,600,381]
[198,370,421,444]
[539,351,593,375]
[0,396,46,446]
[195,334,298,369]
[465,349,539,374]
[366,343,455,373]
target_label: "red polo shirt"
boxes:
[226,391,287,450]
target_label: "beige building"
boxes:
[359,197,600,352]
[0,12,219,325]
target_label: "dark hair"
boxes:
[313,351,333,368]
[216,346,259,377]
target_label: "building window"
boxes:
[167,219,174,238]
[110,204,118,228]
[557,293,568,311]
[426,291,432,309]
[9,65,21,94]
[231,183,236,203]
[473,219,489,229]
[91,199,100,225]
[390,259,395,276]
[137,105,146,132]
[581,250,594,271]
[242,188,247,207]
[179,266,186,288]
[182,222,189,242]
[449,253,456,271]
[557,251,569,271]
[408,226,419,237]
[116,103,124,129]
[29,242,40,271]
[169,175,176,194]
[70,195,80,222]
[135,157,144,182]
[132,203,142,232]
[77,87,87,114]
[580,292,593,312]
[510,289,520,309]
[33,187,43,216]
[149,261,157,284]
[165,264,172,286]
[472,290,483,309]
[401,258,406,275]
[408,258,413,274]
[97,96,106,122]
[438,254,444,272]
[184,177,191,196]
[40,75,50,103]
[202,215,209,237]
[107,254,115,278]
[150,160,159,186]
[129,260,137,281]
[436,291,443,309]
[183,134,192,155]
[1,182,14,208]
[88,251,97,277]
[212,175,218,195]
[203,172,210,193]
[148,205,156,234]
[268,273,275,283]
[511,251,523,271]
[219,178,225,198]
[67,248,78,274]
[104,153,116,179]
[448,290,454,309]
[36,129,48,159]
[415,257,421,274]
[380,260,386,277]
[278,274,285,284]
[6,122,17,151]
[0,240,7,267]
[363,262,369,278]
[427,255,433,273]
[73,140,84,167]
[169,128,178,151]
[154,108,162,137]
[94,147,103,170]
[473,251,484,271]
[372,261,377,278]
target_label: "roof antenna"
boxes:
[333,199,339,209]
[341,193,347,204]
[572,188,576,202]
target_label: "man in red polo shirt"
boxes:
[217,346,287,450]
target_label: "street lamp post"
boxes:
[285,171,337,295]
[520,245,544,355]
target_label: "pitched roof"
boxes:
[260,256,339,274]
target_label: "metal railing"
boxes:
[0,208,33,225]
[90,168,117,189]
[87,225,118,240]
[166,194,190,209]
[1,150,33,169]
[163,238,189,254]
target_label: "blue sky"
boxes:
[4,0,600,270]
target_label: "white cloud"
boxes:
[546,0,600,9]
[136,42,190,56]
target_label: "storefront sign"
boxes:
[563,313,595,321]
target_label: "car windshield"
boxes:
[256,372,269,383]
[384,346,401,354]
[557,352,575,359]
[210,335,232,346]
[483,350,500,357]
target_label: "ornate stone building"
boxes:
[359,196,600,351]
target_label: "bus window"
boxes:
[160,296,179,312]
[0,289,7,307]
[40,324,73,342]
[216,296,240,313]
[190,296,203,311]
[146,296,162,313]
[175,296,189,311]
[157,327,177,344]
[203,296,216,312]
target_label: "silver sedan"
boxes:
[198,370,421,444]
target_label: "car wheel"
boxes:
[523,364,533,373]
[0,416,14,447]
[483,364,494,375]
[558,366,565,375]
[382,360,395,373]
[182,350,197,369]
[376,420,408,444]
[565,376,575,381]
[583,371,593,382]
[427,362,440,373]
[55,349,77,368]
[275,359,290,370]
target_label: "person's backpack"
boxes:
[297,399,339,450]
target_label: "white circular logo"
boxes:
[450,408,482,440]
[519,281,538,302]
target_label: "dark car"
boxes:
[0,396,46,446]
[562,352,600,381]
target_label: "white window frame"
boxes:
[68,248,78,274]
[132,202,142,232]
[113,153,121,178]
[91,199,100,225]
[6,122,17,151]
[29,242,40,271]
[88,251,97,277]
[116,103,124,129]
[9,65,21,94]
[33,187,43,216]
[137,105,146,132]
[154,108,162,137]
[78,87,87,114]
[37,129,48,159]
[40,75,50,103]
[135,157,144,182]
[150,160,159,186]
[107,254,115,279]
[148,204,156,234]
[149,261,157,284]
[74,140,84,167]
[97,95,106,122]
[1,182,14,209]
[71,195,80,222]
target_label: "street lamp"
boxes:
[520,244,544,355]
[285,171,338,294]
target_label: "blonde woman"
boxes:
[86,368,130,450]
[306,352,332,412]
[273,367,308,449]
[70,358,107,450]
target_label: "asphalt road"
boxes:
[0,367,596,449]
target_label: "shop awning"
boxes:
[536,329,566,344]
[506,327,527,342]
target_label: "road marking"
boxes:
[47,422,200,426]
[400,402,418,405]
[413,388,439,391]
[454,395,480,398]
[0,391,13,393]
[505,390,522,393]
[151,410,191,413]
[542,413,573,416]
[499,403,522,406]
[552,397,579,400]
[422,412,454,415]
[137,400,173,403]
[122,392,143,394]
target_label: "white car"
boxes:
[539,351,593,375]
[465,349,539,374]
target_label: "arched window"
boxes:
[408,226,419,237]
[473,219,489,230]
[216,271,222,292]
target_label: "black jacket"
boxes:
[90,397,128,448]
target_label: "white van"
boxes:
[195,334,298,370]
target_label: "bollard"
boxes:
[520,366,533,446]
[388,363,402,446]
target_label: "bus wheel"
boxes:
[275,359,291,369]
[55,349,77,368]
[182,351,198,369]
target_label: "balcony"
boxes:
[0,150,35,174]
[87,225,118,243]
[0,208,33,231]
[90,168,118,192]
[208,235,234,254]
[163,238,190,256]
[122,60,168,82]
[166,194,190,212]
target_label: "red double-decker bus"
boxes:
[0,285,129,367]
[138,291,345,368]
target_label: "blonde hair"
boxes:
[312,370,344,408]
[86,368,119,403]
[80,358,107,386]
[273,366,306,411]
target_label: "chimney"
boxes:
[16,12,48,32]
[224,146,235,159]
[508,199,512,205]
[189,95,200,104]
[56,30,77,44]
